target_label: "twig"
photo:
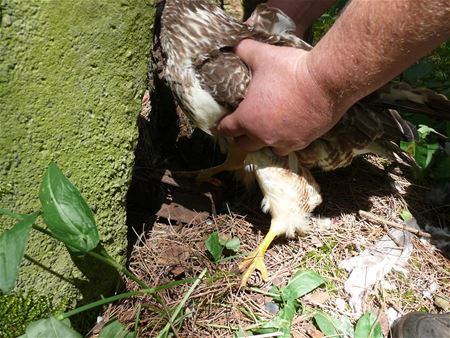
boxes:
[381,223,404,248]
[358,210,431,238]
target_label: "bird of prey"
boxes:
[155,0,448,286]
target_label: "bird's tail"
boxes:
[369,81,450,120]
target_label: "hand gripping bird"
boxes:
[154,0,449,286]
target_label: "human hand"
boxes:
[216,39,347,156]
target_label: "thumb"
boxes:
[216,113,244,138]
[234,39,268,70]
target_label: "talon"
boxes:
[238,230,277,287]
[239,251,269,287]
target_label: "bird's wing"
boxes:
[368,81,450,120]
[196,51,250,111]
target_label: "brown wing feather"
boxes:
[197,51,250,111]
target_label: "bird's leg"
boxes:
[239,229,277,287]
[174,141,247,185]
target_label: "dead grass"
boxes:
[95,155,449,337]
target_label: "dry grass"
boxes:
[95,155,449,337]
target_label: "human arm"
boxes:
[217,0,450,155]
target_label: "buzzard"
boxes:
[155,0,448,286]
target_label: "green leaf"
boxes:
[252,270,324,338]
[205,231,224,263]
[281,270,325,301]
[400,210,413,222]
[255,299,298,338]
[403,59,433,82]
[400,141,415,156]
[0,208,27,220]
[430,155,450,180]
[414,142,439,169]
[222,237,240,252]
[19,317,82,338]
[314,311,354,338]
[417,125,446,139]
[233,327,247,338]
[99,319,134,338]
[39,163,99,253]
[0,212,39,294]
[354,311,382,338]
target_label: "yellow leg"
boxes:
[174,141,247,185]
[239,230,277,287]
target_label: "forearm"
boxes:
[306,0,450,112]
[266,0,336,36]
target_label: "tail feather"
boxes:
[387,109,419,142]
[371,82,450,120]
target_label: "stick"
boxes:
[358,210,431,238]
[381,223,404,248]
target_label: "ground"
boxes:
[96,153,449,337]
[92,1,449,337]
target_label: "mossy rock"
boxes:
[0,0,155,331]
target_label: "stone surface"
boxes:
[0,0,154,306]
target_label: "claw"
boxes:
[238,230,277,287]
[239,250,269,287]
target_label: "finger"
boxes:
[234,135,266,152]
[216,114,244,138]
[271,146,292,157]
[234,39,268,69]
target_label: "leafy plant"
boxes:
[238,270,325,337]
[314,310,382,338]
[314,311,354,337]
[0,162,201,337]
[400,124,450,180]
[205,230,240,263]
[99,318,135,338]
[354,312,382,338]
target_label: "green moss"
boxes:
[0,292,67,338]
[0,0,155,321]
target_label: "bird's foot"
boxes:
[172,169,223,187]
[238,230,277,286]
[239,249,269,287]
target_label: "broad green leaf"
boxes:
[339,316,355,338]
[403,59,433,82]
[222,237,240,251]
[400,141,415,157]
[39,163,99,253]
[205,231,223,263]
[19,317,82,338]
[254,299,298,338]
[233,327,247,338]
[0,212,38,294]
[354,311,382,338]
[314,311,354,338]
[0,208,27,220]
[430,155,450,180]
[99,319,135,338]
[446,122,450,138]
[414,142,439,169]
[400,210,413,222]
[417,125,446,139]
[281,270,325,301]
